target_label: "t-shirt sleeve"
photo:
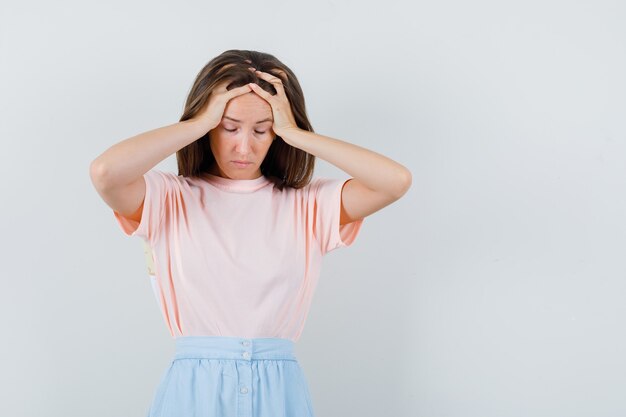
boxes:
[310,177,365,255]
[112,169,178,243]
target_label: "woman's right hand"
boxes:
[190,81,253,134]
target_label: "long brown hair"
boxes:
[176,50,316,190]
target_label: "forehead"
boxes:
[223,93,272,121]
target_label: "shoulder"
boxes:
[299,177,347,203]
[145,169,195,190]
[309,177,346,192]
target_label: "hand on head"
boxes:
[191,80,253,134]
[246,67,298,136]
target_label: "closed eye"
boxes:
[224,128,267,134]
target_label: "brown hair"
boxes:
[176,49,316,190]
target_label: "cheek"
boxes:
[261,141,274,154]
[209,136,226,156]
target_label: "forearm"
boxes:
[90,119,209,187]
[280,128,412,197]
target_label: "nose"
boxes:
[234,132,252,153]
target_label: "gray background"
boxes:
[1,0,625,416]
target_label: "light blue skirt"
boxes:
[146,336,315,417]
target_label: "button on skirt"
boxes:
[146,336,315,417]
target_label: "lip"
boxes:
[232,160,252,167]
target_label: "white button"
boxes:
[242,340,250,347]
[240,386,248,394]
[242,351,251,359]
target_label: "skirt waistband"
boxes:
[173,336,297,361]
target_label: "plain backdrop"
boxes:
[1,0,625,416]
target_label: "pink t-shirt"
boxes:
[113,169,364,342]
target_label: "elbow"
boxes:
[392,167,412,199]
[89,159,110,190]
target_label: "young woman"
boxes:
[90,49,411,417]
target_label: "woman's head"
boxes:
[177,50,316,189]
[206,89,275,180]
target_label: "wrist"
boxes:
[275,126,301,138]
[183,118,217,137]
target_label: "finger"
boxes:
[248,82,274,102]
[269,68,288,80]
[268,69,288,96]
[254,70,286,97]
[225,84,252,99]
[254,69,283,85]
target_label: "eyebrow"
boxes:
[223,116,273,124]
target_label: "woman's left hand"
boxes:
[247,68,299,139]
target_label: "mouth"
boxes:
[232,160,252,167]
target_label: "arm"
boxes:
[89,119,206,189]
[248,70,412,226]
[89,119,208,220]
[89,82,253,219]
[279,129,412,225]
